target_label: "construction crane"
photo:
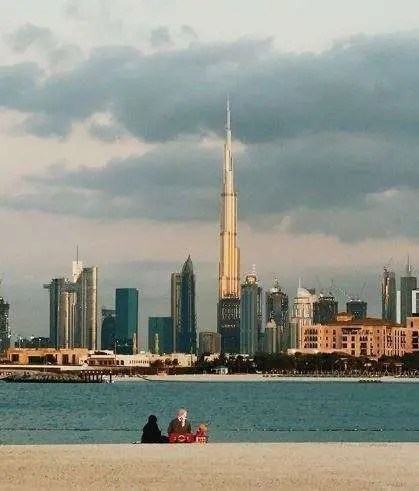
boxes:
[332,286,353,301]
[332,283,367,302]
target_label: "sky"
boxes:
[2,0,419,347]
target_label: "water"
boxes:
[1,380,419,444]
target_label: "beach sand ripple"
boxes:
[0,443,417,490]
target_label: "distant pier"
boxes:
[2,370,113,384]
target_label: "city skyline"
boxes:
[3,1,419,343]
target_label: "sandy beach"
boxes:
[0,443,418,490]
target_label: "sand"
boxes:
[0,443,418,490]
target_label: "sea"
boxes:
[1,379,419,444]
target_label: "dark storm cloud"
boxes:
[18,113,73,139]
[4,129,419,242]
[7,23,56,53]
[0,62,42,109]
[3,32,419,143]
[48,44,84,71]
[17,143,219,221]
[3,31,419,241]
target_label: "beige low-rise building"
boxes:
[85,351,196,368]
[6,347,88,366]
[5,347,196,369]
[294,313,419,358]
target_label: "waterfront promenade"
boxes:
[0,443,418,490]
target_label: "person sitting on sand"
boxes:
[141,415,168,443]
[167,408,192,435]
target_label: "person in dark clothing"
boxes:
[141,415,168,443]
[167,408,192,435]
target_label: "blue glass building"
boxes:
[115,288,139,354]
[148,317,174,354]
[177,256,197,354]
[101,308,116,350]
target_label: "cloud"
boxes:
[150,27,172,48]
[286,188,419,243]
[17,113,72,139]
[48,44,84,71]
[11,142,219,221]
[0,62,43,110]
[63,0,113,21]
[1,37,271,141]
[181,25,198,40]
[7,23,56,53]
[88,120,128,142]
[2,128,419,242]
[2,31,419,146]
[3,31,419,242]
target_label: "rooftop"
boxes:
[328,316,401,327]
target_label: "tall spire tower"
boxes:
[218,98,240,298]
[217,99,241,353]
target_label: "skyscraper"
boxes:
[170,272,181,352]
[347,300,367,320]
[43,278,77,349]
[75,267,98,350]
[382,266,397,322]
[44,260,98,350]
[218,100,240,353]
[400,258,417,326]
[290,282,317,349]
[412,290,419,315]
[115,288,138,354]
[148,317,173,354]
[240,271,262,356]
[198,331,221,355]
[0,295,10,353]
[217,297,240,353]
[265,278,289,351]
[101,308,115,350]
[264,320,278,354]
[177,256,197,354]
[313,293,338,325]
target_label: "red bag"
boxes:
[169,433,196,443]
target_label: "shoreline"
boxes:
[0,443,418,490]
[112,373,419,383]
